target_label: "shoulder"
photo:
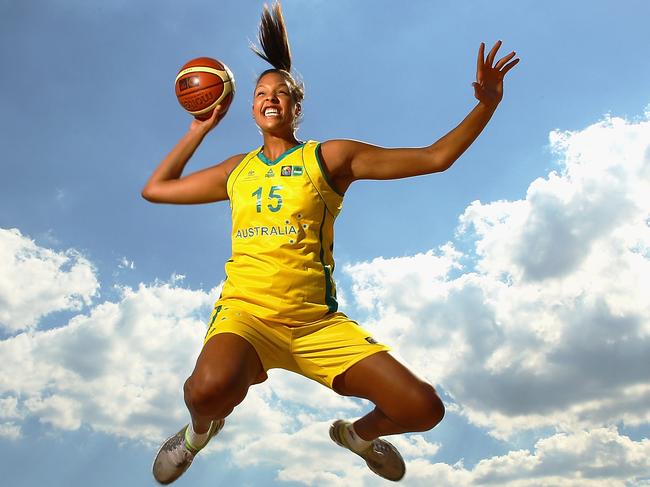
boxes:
[221,150,257,177]
[318,139,372,193]
[319,139,375,166]
[318,139,356,172]
[319,139,356,159]
[222,152,248,170]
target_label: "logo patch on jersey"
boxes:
[243,169,257,181]
[365,336,379,345]
[265,169,275,178]
[281,165,303,177]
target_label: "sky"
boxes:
[1,0,650,486]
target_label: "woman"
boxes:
[145,3,518,484]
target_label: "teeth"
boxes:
[264,108,279,117]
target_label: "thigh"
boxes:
[332,351,435,404]
[192,331,267,388]
[333,352,443,413]
[200,303,292,384]
[333,351,444,431]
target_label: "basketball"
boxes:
[175,57,235,120]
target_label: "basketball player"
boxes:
[143,2,518,483]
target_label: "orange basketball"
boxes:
[175,57,235,120]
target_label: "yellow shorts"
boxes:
[203,302,391,388]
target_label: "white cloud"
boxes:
[215,420,650,486]
[0,396,21,419]
[118,256,135,270]
[343,112,650,442]
[0,228,99,332]
[2,111,649,486]
[0,274,358,447]
[230,420,371,486]
[403,428,650,487]
[24,395,82,430]
[390,434,441,458]
[0,235,361,482]
[259,370,362,413]
[0,423,21,440]
[345,244,462,313]
[0,396,23,440]
[0,281,218,441]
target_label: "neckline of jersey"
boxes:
[257,143,305,166]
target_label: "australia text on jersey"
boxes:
[235,224,299,239]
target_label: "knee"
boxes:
[399,383,445,431]
[184,369,246,416]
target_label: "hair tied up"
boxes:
[251,2,292,73]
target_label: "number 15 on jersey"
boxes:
[252,185,283,213]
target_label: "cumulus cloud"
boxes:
[118,256,135,270]
[404,428,650,487]
[0,234,362,457]
[223,420,440,486]
[2,111,650,486]
[343,111,650,449]
[0,396,22,440]
[0,281,217,441]
[216,421,650,487]
[0,423,21,440]
[0,228,99,332]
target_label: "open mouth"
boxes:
[263,107,280,118]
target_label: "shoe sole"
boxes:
[152,419,225,485]
[329,420,405,482]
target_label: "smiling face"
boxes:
[252,71,301,135]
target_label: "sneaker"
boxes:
[329,419,406,482]
[152,419,225,485]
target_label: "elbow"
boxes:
[437,159,456,173]
[429,152,456,173]
[141,186,157,202]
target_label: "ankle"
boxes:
[185,421,212,450]
[346,423,373,452]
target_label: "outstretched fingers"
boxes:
[500,57,520,76]
[479,41,520,79]
[477,42,486,69]
[485,40,502,67]
[494,51,516,70]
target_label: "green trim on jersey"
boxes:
[257,143,305,166]
[318,206,338,313]
[315,143,344,197]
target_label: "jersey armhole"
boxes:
[226,148,261,200]
[315,143,345,197]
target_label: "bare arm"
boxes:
[142,107,244,204]
[322,41,520,192]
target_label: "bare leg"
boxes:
[332,352,444,440]
[183,332,266,433]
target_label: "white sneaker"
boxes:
[152,419,224,485]
[329,419,405,482]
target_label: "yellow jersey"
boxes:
[219,140,343,326]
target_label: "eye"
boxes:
[255,91,265,97]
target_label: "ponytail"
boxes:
[251,2,304,105]
[252,2,292,73]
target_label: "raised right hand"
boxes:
[189,104,225,134]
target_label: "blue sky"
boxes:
[1,1,650,486]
